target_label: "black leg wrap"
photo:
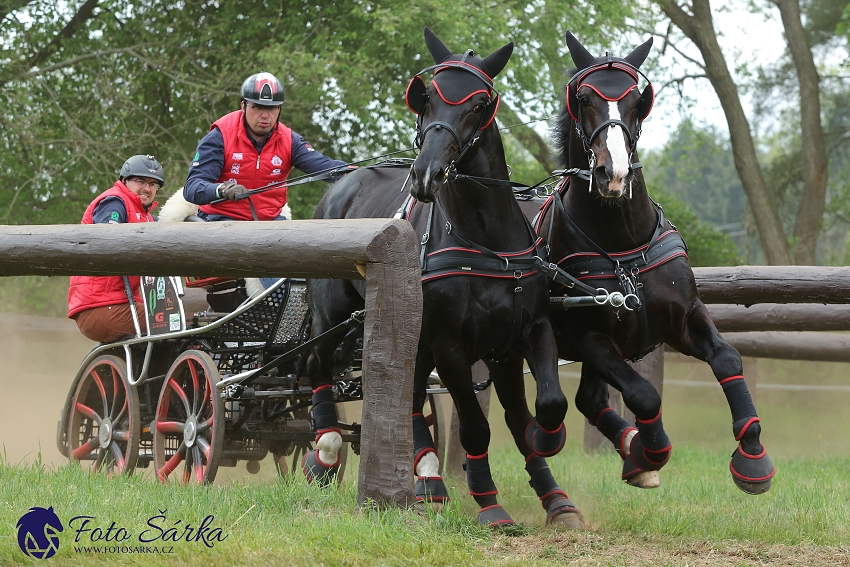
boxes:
[311,385,339,433]
[301,449,340,487]
[414,476,450,503]
[412,413,436,470]
[524,418,566,457]
[721,376,757,423]
[526,456,583,526]
[628,411,671,472]
[477,504,515,528]
[596,408,635,459]
[728,417,775,494]
[465,453,498,498]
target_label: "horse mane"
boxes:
[551,68,579,168]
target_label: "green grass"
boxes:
[2,443,848,566]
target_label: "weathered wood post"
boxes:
[0,219,421,509]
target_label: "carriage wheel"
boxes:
[153,350,224,484]
[68,354,140,475]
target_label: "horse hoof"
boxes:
[525,419,566,457]
[301,450,340,487]
[478,504,515,528]
[545,497,586,528]
[729,444,775,495]
[414,476,450,507]
[625,470,661,489]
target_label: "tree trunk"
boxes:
[497,102,558,174]
[656,0,792,265]
[773,0,827,265]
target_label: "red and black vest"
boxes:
[198,110,294,221]
[67,182,157,318]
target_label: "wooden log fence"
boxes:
[0,219,422,509]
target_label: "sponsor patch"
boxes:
[191,162,200,167]
[271,169,281,175]
[271,155,283,166]
[110,211,120,222]
[230,163,240,174]
[169,313,181,331]
[305,143,315,152]
[194,151,200,161]
[232,152,243,161]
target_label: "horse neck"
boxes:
[437,125,530,249]
[563,130,658,251]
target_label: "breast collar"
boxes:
[396,193,547,283]
[536,178,688,290]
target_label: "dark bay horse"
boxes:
[306,27,581,526]
[531,32,775,494]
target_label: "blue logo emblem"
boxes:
[17,506,63,559]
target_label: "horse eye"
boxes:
[579,96,590,107]
[473,103,485,113]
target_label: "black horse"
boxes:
[530,32,774,494]
[305,27,582,527]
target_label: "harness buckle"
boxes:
[421,232,429,245]
[514,270,523,280]
[445,221,452,234]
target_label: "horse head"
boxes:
[405,27,513,202]
[563,31,654,199]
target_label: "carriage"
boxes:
[55,274,443,484]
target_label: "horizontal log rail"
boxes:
[0,219,422,509]
[707,303,850,332]
[693,266,850,304]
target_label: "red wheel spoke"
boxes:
[192,447,204,482]
[167,378,192,416]
[91,369,109,418]
[197,384,209,417]
[109,442,126,471]
[196,436,211,460]
[72,437,99,460]
[74,402,102,424]
[111,394,127,421]
[157,443,186,481]
[188,361,201,414]
[156,421,184,434]
[112,371,120,417]
[197,416,213,433]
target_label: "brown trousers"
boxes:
[74,303,147,343]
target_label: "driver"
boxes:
[183,71,353,221]
[68,155,163,342]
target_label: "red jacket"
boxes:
[67,182,157,318]
[198,110,294,221]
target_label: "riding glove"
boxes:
[217,181,248,201]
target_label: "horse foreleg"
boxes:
[435,348,512,527]
[486,354,584,527]
[302,279,359,486]
[411,345,449,506]
[576,332,672,481]
[670,302,775,494]
[521,318,568,457]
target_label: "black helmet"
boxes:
[120,154,165,185]
[241,72,285,106]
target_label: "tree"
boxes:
[0,1,634,224]
[653,0,840,265]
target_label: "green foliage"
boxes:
[647,186,742,267]
[0,276,69,317]
[0,0,633,225]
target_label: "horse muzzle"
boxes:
[409,162,448,203]
[593,164,631,199]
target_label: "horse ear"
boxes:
[637,83,654,120]
[624,37,654,69]
[565,31,595,70]
[481,42,513,78]
[424,26,453,64]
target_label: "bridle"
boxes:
[406,53,501,178]
[567,56,653,178]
